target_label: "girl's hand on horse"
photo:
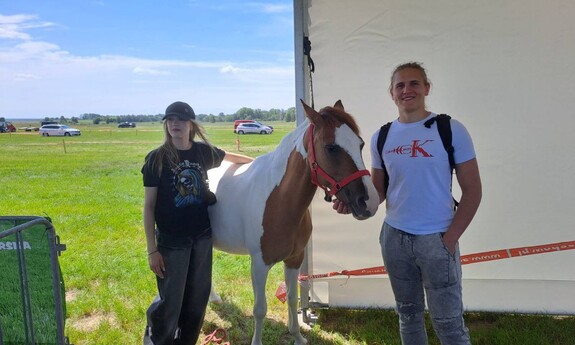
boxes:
[148,251,166,279]
[332,198,351,214]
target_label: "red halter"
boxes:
[307,124,371,201]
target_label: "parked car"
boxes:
[0,121,16,133]
[39,124,81,136]
[235,122,273,134]
[0,117,15,132]
[118,122,136,128]
[233,120,255,131]
[253,121,272,130]
[233,120,273,132]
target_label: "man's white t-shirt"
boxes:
[370,113,476,235]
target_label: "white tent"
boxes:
[294,0,575,315]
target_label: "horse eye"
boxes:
[325,144,340,154]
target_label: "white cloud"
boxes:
[0,41,69,62]
[0,14,56,40]
[132,67,171,76]
[220,63,293,85]
[256,3,292,14]
[192,2,291,14]
[13,73,41,81]
[220,64,243,74]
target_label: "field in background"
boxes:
[1,121,575,345]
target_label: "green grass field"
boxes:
[1,121,574,345]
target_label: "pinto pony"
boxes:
[207,100,379,345]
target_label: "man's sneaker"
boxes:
[143,326,154,345]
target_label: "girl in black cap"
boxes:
[142,101,252,345]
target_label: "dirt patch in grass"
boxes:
[70,311,118,332]
[65,288,79,302]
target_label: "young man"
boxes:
[335,62,482,344]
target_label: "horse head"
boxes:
[301,100,379,220]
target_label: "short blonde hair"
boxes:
[389,61,431,94]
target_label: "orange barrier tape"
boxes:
[276,240,575,302]
[298,240,575,282]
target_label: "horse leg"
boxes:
[209,282,223,304]
[250,255,270,345]
[284,266,308,345]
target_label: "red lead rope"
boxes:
[307,124,370,200]
[201,328,230,345]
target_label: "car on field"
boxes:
[235,122,273,134]
[118,122,136,128]
[253,121,273,130]
[39,124,81,136]
[233,119,255,131]
[0,122,16,133]
[0,117,17,133]
[233,120,273,132]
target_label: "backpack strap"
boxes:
[424,114,459,209]
[376,122,393,193]
[424,114,455,171]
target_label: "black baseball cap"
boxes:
[162,101,196,120]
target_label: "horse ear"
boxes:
[300,99,322,124]
[333,100,344,110]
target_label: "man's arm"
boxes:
[442,158,482,253]
[371,167,386,204]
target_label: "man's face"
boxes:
[390,68,430,114]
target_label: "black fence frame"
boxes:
[0,216,70,345]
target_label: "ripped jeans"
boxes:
[380,223,471,345]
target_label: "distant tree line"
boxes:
[43,107,297,125]
[41,115,81,124]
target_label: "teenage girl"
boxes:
[142,101,252,345]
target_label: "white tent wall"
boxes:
[296,0,575,314]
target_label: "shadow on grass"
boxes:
[203,297,292,344]
[203,296,364,345]
[312,308,403,345]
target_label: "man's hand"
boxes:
[441,232,458,255]
[332,199,351,214]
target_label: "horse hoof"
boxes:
[294,337,308,345]
[291,333,308,345]
[209,289,223,304]
[209,295,223,305]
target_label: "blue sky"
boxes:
[0,0,295,119]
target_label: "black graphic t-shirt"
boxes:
[142,142,225,247]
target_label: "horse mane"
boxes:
[317,105,360,135]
